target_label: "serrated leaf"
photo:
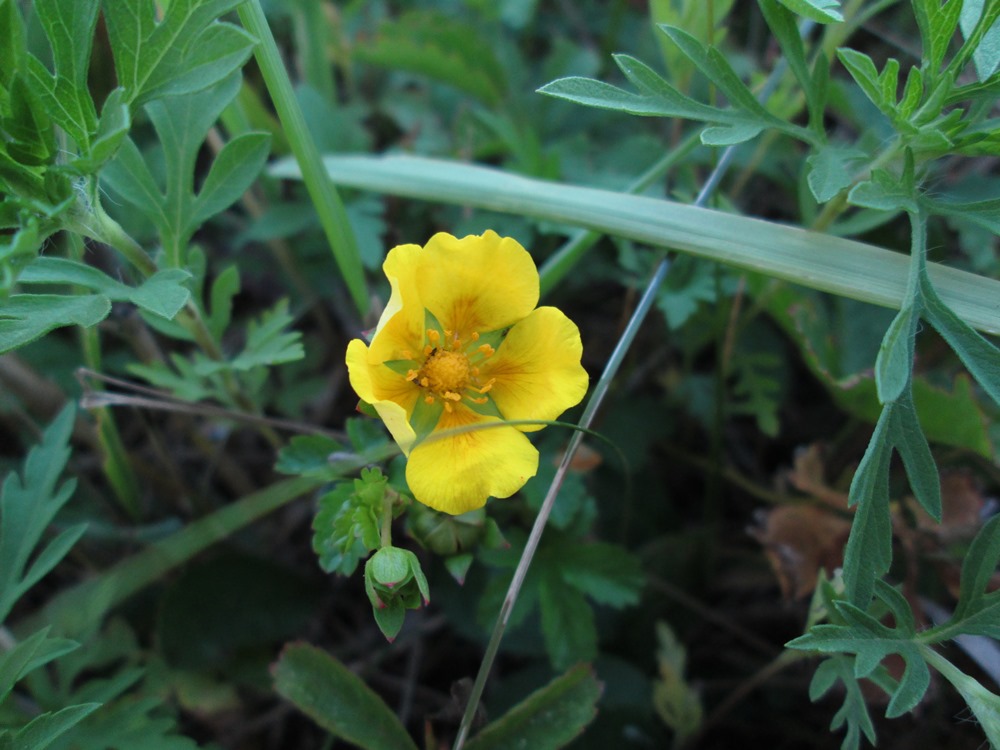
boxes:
[776,0,843,23]
[276,435,346,478]
[273,642,418,750]
[0,294,109,354]
[807,144,866,203]
[464,664,602,750]
[104,0,255,107]
[848,168,919,213]
[0,628,52,703]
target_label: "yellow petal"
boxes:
[485,306,589,432]
[405,406,538,514]
[346,339,418,454]
[419,231,539,336]
[369,243,425,363]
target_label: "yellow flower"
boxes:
[346,231,589,514]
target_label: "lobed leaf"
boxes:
[0,294,109,355]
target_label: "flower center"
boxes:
[419,349,470,395]
[403,327,497,412]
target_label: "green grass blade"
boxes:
[269,153,1000,335]
[237,1,368,316]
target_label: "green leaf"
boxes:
[806,144,867,203]
[789,581,931,719]
[889,390,940,521]
[311,470,384,576]
[276,434,347,478]
[539,53,779,144]
[776,0,843,23]
[104,0,255,107]
[0,215,42,292]
[465,664,602,750]
[848,168,919,214]
[913,0,964,76]
[808,657,876,749]
[23,0,99,151]
[192,131,271,224]
[0,404,78,623]
[540,571,598,670]
[557,542,644,608]
[658,25,779,121]
[7,703,101,750]
[273,642,419,750]
[922,273,1000,408]
[960,0,1000,81]
[18,257,191,319]
[230,299,304,370]
[842,406,893,607]
[0,0,26,95]
[206,264,240,340]
[353,10,507,106]
[837,48,892,115]
[759,0,821,125]
[875,304,918,404]
[102,73,261,263]
[948,514,1000,637]
[0,293,109,355]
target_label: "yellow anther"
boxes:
[444,402,453,413]
[405,369,419,381]
[478,344,495,357]
[471,331,480,341]
[420,377,429,388]
[443,391,462,401]
[471,396,488,404]
[477,378,496,394]
[426,329,440,344]
[471,366,480,376]
[424,395,435,405]
[423,345,433,356]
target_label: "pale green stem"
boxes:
[237,0,369,316]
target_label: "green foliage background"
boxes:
[1,0,999,748]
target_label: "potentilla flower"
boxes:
[346,231,589,514]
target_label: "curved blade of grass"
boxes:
[269,154,1000,335]
[14,475,322,639]
[237,1,368,316]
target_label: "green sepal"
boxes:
[409,395,443,447]
[356,400,379,418]
[461,394,504,419]
[424,308,446,342]
[382,358,419,376]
